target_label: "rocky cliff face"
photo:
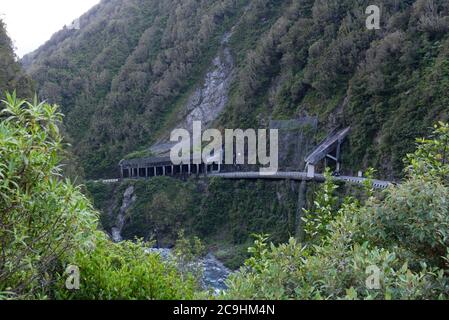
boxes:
[182,35,234,131]
[150,33,234,156]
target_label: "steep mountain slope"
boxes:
[23,0,449,179]
[219,0,449,177]
[0,20,33,98]
[23,0,248,177]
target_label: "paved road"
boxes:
[305,127,351,165]
[209,171,392,189]
[90,172,393,190]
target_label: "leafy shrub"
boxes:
[0,93,98,298]
[226,202,448,300]
[364,179,449,266]
[302,168,339,244]
[173,230,206,284]
[225,124,449,300]
[0,93,199,300]
[405,122,449,182]
[53,237,198,300]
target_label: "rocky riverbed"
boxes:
[147,248,231,294]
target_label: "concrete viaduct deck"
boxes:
[208,172,392,190]
[113,126,393,190]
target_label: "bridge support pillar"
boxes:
[307,164,315,179]
[336,140,342,173]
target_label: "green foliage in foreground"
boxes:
[0,93,98,298]
[54,237,198,300]
[224,123,449,300]
[3,92,449,300]
[0,94,197,300]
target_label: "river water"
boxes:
[146,248,231,293]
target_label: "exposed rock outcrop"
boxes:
[111,185,136,242]
[151,33,234,156]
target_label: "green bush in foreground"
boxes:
[0,93,198,300]
[54,236,198,300]
[224,123,449,300]
[0,93,98,298]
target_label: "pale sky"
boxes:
[0,0,100,57]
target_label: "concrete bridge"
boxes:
[117,126,393,190]
[304,127,350,178]
[209,172,392,189]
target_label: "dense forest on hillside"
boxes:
[23,0,247,177]
[23,0,449,179]
[0,21,33,98]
